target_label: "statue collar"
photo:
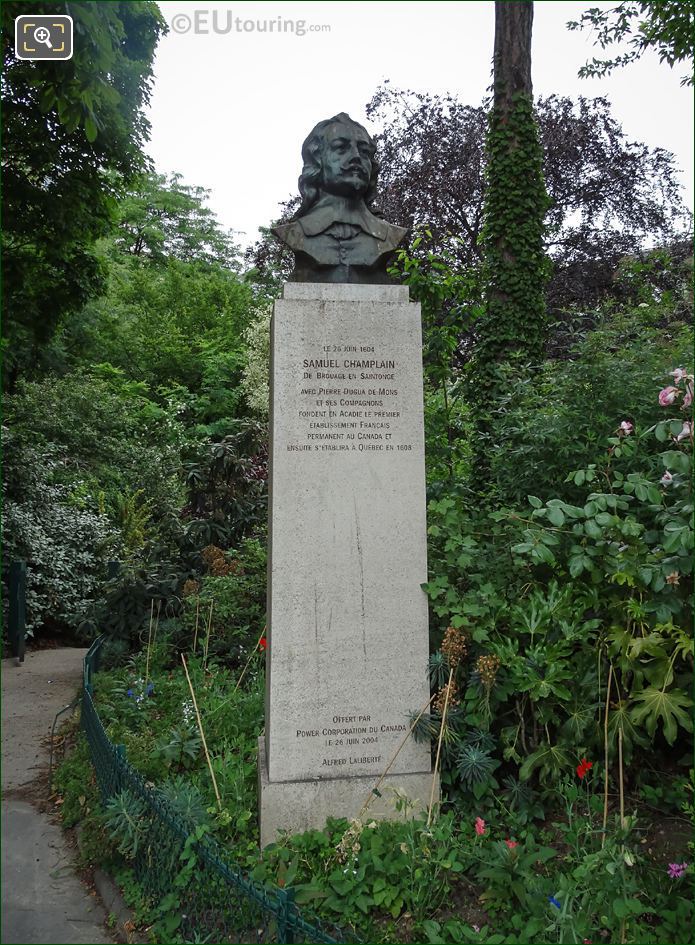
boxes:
[297,197,390,241]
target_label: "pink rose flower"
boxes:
[659,386,679,407]
[683,383,693,408]
[505,839,518,849]
[671,368,687,384]
[619,420,633,435]
[475,816,486,836]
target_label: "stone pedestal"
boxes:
[260,283,434,847]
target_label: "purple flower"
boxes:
[126,689,134,698]
[667,862,688,879]
[146,682,155,696]
[549,896,561,909]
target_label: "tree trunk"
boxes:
[493,1,534,105]
[468,0,549,492]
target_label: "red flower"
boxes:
[505,839,518,849]
[259,636,268,651]
[576,758,593,780]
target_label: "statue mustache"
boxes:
[338,158,368,175]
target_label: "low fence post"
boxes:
[277,887,297,944]
[113,743,127,798]
[8,561,27,664]
[107,560,121,580]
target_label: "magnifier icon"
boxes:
[34,26,53,49]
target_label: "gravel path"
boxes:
[1,649,112,944]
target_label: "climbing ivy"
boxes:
[468,91,550,442]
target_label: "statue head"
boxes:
[295,113,379,218]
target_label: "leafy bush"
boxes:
[4,368,185,534]
[424,364,692,806]
[182,421,267,551]
[491,307,693,507]
[81,554,186,648]
[89,647,264,850]
[180,538,267,661]
[3,434,118,633]
[2,368,187,636]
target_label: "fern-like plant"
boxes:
[408,710,440,744]
[455,744,498,789]
[428,651,450,689]
[158,775,210,829]
[104,789,149,859]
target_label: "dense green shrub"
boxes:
[4,368,185,542]
[180,538,267,662]
[89,648,263,851]
[3,434,119,633]
[425,367,692,796]
[2,369,185,635]
[492,308,693,506]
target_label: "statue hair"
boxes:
[293,113,380,220]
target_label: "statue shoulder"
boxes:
[361,210,406,249]
[272,221,305,251]
[384,222,408,250]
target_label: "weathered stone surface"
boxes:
[260,282,433,843]
[258,738,437,847]
[283,283,409,303]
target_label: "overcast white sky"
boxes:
[146,1,694,245]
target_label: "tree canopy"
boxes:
[1,1,167,388]
[365,85,689,312]
[568,1,695,86]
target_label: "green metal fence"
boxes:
[81,637,356,945]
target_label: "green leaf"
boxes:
[613,898,629,918]
[630,686,693,744]
[662,450,691,475]
[294,884,328,905]
[84,115,98,143]
[39,86,56,113]
[528,495,542,508]
[547,507,565,526]
[533,543,556,565]
[519,743,571,781]
[422,920,445,944]
[584,519,603,539]
[613,898,646,918]
[568,555,584,578]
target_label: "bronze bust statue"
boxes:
[273,113,406,284]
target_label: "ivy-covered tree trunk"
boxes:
[469,0,550,486]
